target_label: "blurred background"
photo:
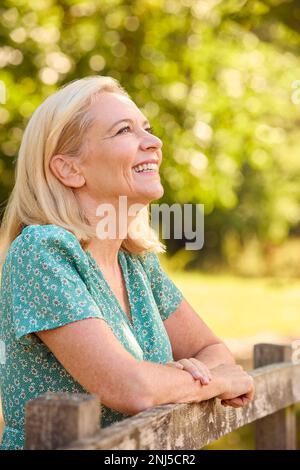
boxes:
[0,0,300,449]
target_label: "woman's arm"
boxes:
[138,361,254,408]
[193,342,236,369]
[35,317,224,412]
[36,317,249,414]
[164,298,236,367]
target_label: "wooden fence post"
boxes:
[25,392,100,450]
[254,343,296,450]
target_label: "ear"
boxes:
[49,154,85,189]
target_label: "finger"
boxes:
[166,362,184,369]
[189,358,213,380]
[222,400,241,408]
[223,396,249,407]
[242,386,255,401]
[249,385,255,400]
[178,359,211,384]
[221,399,236,407]
[229,397,244,407]
[240,395,251,405]
[184,358,212,383]
[174,362,185,369]
[221,400,240,408]
[189,358,212,380]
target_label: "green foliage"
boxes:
[1,0,300,265]
[165,268,300,338]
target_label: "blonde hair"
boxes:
[0,75,165,269]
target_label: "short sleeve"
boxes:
[138,251,184,321]
[8,225,104,345]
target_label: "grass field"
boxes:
[170,271,300,342]
[1,272,299,448]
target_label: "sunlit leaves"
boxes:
[1,0,300,261]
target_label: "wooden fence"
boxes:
[24,343,300,450]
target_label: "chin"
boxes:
[142,185,164,202]
[130,188,163,206]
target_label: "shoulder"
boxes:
[7,224,84,268]
[136,251,161,272]
[11,224,79,250]
[133,251,164,283]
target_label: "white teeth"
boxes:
[133,163,158,173]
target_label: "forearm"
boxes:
[193,342,236,369]
[137,359,224,410]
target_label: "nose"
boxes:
[139,130,163,151]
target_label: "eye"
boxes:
[116,126,131,135]
[146,127,155,134]
[115,126,156,136]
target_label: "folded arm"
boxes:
[36,317,226,414]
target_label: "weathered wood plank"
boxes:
[254,343,296,450]
[25,392,100,450]
[254,343,292,368]
[59,362,300,450]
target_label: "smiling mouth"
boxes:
[132,162,159,174]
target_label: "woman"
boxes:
[0,76,254,450]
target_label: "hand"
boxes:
[221,394,252,408]
[166,358,213,386]
[210,363,255,408]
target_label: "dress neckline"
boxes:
[84,249,135,328]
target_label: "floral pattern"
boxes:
[0,224,183,450]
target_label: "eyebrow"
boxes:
[106,118,150,134]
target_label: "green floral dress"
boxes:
[0,224,183,450]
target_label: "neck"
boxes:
[85,238,122,269]
[75,190,146,270]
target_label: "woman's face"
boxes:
[77,91,164,208]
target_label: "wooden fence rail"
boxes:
[25,343,300,450]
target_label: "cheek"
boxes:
[112,139,136,163]
[84,141,136,186]
[122,150,136,168]
[116,150,136,177]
